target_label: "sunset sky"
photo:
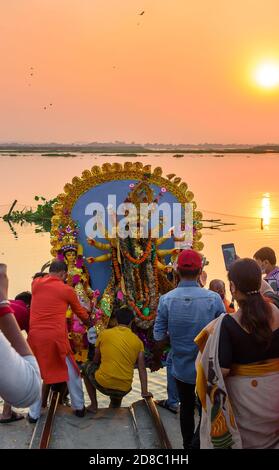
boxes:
[1,0,279,144]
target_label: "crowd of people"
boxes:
[0,245,279,449]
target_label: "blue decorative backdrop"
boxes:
[71,179,183,293]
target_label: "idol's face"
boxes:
[65,250,76,264]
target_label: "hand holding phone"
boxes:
[0,263,8,302]
[222,244,237,271]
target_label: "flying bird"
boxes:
[139,11,145,15]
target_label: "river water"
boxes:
[1,152,279,406]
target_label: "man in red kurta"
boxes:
[28,260,90,421]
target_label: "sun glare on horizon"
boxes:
[253,61,279,89]
[261,193,271,230]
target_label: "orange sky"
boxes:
[1,0,279,144]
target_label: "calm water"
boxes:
[1,152,279,404]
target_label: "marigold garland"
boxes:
[153,254,159,299]
[112,247,121,282]
[123,238,152,264]
[143,281,149,309]
[128,300,156,322]
[134,268,144,302]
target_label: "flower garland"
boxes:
[120,237,136,302]
[143,281,149,308]
[123,238,152,265]
[117,237,157,324]
[112,247,121,282]
[145,243,158,313]
[134,268,144,302]
[152,254,159,300]
[128,300,156,322]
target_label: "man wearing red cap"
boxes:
[154,249,225,449]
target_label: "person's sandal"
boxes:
[155,400,178,414]
[75,407,86,418]
[0,411,25,424]
[27,414,38,424]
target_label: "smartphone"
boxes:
[222,244,237,271]
[267,279,278,292]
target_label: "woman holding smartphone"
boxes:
[0,264,41,423]
[195,258,279,449]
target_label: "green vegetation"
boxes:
[115,153,141,157]
[2,196,57,233]
[1,144,279,154]
[42,153,77,157]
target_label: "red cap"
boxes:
[177,249,202,270]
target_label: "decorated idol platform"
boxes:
[50,162,203,367]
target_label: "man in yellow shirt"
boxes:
[83,308,152,412]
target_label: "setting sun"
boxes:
[254,61,279,89]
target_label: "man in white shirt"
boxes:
[0,264,41,423]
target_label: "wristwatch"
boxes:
[0,300,10,306]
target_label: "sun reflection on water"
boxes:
[261,193,271,229]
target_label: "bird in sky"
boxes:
[139,11,145,16]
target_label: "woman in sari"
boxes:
[195,258,279,449]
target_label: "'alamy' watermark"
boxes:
[84,196,193,245]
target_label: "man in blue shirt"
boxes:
[154,249,225,449]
